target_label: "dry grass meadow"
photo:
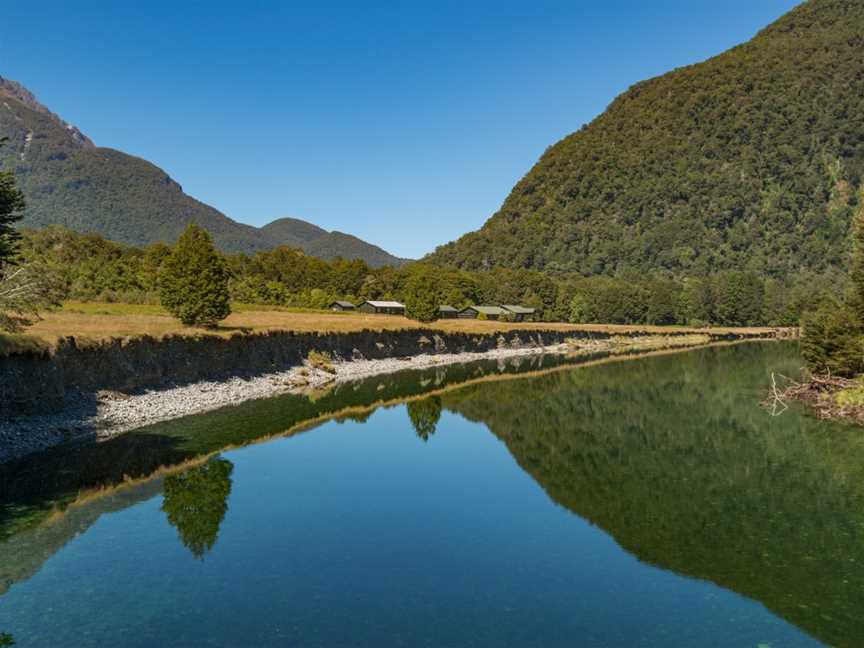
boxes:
[2,301,787,353]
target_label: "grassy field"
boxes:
[0,301,786,352]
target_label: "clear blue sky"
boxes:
[2,0,799,258]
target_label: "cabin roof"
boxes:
[362,300,405,308]
[501,305,535,314]
[329,301,356,308]
[465,305,507,315]
[439,305,459,312]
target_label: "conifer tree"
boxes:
[0,138,26,268]
[160,224,231,326]
[403,267,443,322]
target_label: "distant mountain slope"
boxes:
[260,217,328,245]
[259,218,405,267]
[427,0,864,278]
[0,78,404,267]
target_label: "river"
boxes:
[1,342,861,647]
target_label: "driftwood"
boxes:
[765,370,863,424]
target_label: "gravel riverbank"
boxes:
[0,342,572,464]
[0,332,743,464]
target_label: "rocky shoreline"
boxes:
[0,343,572,464]
[0,332,771,464]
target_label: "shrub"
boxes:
[159,224,231,327]
[307,350,336,373]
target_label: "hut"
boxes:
[438,305,459,319]
[357,300,406,316]
[458,305,507,321]
[328,301,356,312]
[501,305,537,322]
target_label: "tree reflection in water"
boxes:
[161,457,234,560]
[407,396,442,442]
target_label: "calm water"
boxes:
[1,343,863,647]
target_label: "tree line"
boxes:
[6,224,838,328]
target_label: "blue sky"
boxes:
[1,0,799,258]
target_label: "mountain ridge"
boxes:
[0,77,406,267]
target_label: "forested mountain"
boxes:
[0,77,405,267]
[427,0,864,278]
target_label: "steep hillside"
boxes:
[427,0,864,278]
[0,78,404,266]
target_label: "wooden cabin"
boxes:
[458,305,507,320]
[357,300,406,316]
[501,305,537,322]
[328,301,356,312]
[438,305,459,319]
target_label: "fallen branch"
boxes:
[766,370,864,424]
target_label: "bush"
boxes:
[159,224,231,327]
[801,304,864,377]
[307,350,336,373]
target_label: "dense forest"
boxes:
[0,77,404,266]
[427,0,864,279]
[16,226,836,326]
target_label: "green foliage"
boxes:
[403,266,443,322]
[0,633,13,646]
[161,458,234,560]
[0,137,25,268]
[850,189,864,320]
[711,271,766,327]
[160,224,231,327]
[407,396,442,441]
[428,1,864,280]
[801,303,864,377]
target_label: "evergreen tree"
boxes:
[160,224,231,326]
[402,266,443,322]
[712,272,765,327]
[0,138,26,268]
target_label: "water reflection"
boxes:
[438,344,864,647]
[407,396,442,442]
[2,343,862,646]
[161,458,234,560]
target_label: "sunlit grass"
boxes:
[10,300,787,350]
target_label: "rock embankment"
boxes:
[0,327,783,463]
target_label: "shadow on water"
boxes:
[3,342,864,646]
